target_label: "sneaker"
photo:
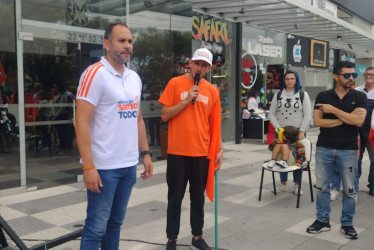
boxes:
[166,239,177,250]
[275,160,288,168]
[306,220,331,234]
[330,189,339,201]
[340,225,358,239]
[294,185,303,195]
[190,236,211,250]
[264,159,276,168]
[272,183,288,193]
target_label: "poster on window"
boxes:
[310,39,328,68]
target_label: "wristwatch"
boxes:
[141,150,152,157]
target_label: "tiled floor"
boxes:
[1,128,374,249]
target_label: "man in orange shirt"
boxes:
[159,48,223,250]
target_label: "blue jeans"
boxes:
[280,171,300,184]
[315,147,357,226]
[80,166,137,250]
[330,164,341,190]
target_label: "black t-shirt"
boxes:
[314,88,367,150]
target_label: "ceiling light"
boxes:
[337,35,342,42]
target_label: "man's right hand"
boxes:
[188,85,199,102]
[83,169,103,193]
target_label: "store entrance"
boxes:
[20,30,103,189]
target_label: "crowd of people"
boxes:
[4,21,371,250]
[71,22,374,250]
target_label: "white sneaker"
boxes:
[264,159,276,168]
[330,189,339,201]
[275,160,288,168]
[272,183,288,193]
[294,185,303,195]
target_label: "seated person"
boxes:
[264,126,306,194]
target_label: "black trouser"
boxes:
[166,154,209,240]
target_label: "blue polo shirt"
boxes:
[314,88,367,150]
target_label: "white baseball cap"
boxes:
[191,48,213,66]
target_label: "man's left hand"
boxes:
[214,148,223,171]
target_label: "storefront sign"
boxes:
[286,34,310,67]
[66,0,93,26]
[310,39,328,68]
[339,49,356,63]
[246,36,282,58]
[22,20,104,45]
[313,0,337,17]
[192,15,230,44]
[241,53,258,89]
[355,63,368,76]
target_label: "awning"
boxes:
[190,0,374,59]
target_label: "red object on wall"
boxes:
[0,62,7,84]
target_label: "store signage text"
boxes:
[246,36,282,58]
[192,16,230,44]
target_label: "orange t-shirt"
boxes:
[159,75,220,156]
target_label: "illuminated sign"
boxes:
[241,53,258,89]
[192,16,230,44]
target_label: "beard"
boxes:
[111,51,131,64]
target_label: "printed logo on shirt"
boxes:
[117,97,139,119]
[181,91,188,100]
[196,94,209,104]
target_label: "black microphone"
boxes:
[192,73,200,105]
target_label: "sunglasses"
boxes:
[338,73,358,79]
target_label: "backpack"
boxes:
[277,90,304,103]
[58,91,75,119]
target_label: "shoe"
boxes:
[272,183,288,193]
[306,220,331,234]
[275,160,288,168]
[264,159,276,168]
[340,225,358,239]
[166,239,177,250]
[330,189,339,201]
[190,236,211,250]
[294,185,303,195]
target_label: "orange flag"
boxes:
[206,88,221,202]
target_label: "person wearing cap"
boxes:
[159,48,223,250]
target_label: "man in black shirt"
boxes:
[306,61,367,239]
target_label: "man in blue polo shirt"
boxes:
[306,61,367,239]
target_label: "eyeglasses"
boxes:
[285,78,296,81]
[365,73,374,78]
[338,73,358,79]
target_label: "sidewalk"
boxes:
[1,128,374,249]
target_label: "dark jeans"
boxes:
[148,117,160,145]
[166,154,209,240]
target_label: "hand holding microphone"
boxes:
[192,73,200,105]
